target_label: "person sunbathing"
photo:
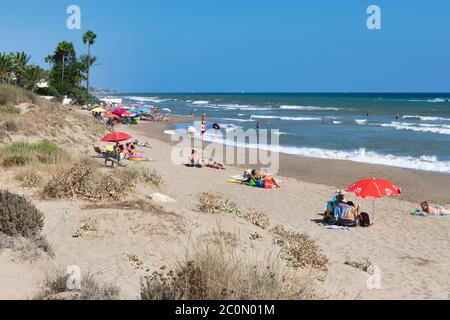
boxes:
[250,169,281,188]
[205,161,225,170]
[130,145,137,156]
[188,150,204,168]
[421,202,450,215]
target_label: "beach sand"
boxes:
[1,115,449,300]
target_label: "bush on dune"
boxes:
[0,190,51,255]
[0,140,68,168]
[141,239,315,300]
[34,271,119,300]
[0,190,43,238]
[43,164,137,201]
[0,83,41,107]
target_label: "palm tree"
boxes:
[82,30,97,92]
[0,53,13,83]
[57,41,73,82]
[11,52,31,86]
[23,65,44,90]
[79,54,98,87]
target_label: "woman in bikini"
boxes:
[421,201,450,215]
[250,169,281,188]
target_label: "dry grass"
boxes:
[271,225,329,271]
[34,270,120,300]
[243,211,271,230]
[0,83,43,107]
[344,257,372,273]
[141,236,315,300]
[15,169,44,188]
[42,164,138,201]
[198,192,223,214]
[141,169,164,187]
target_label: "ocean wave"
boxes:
[125,96,169,103]
[402,115,450,121]
[198,134,450,174]
[355,119,368,125]
[279,105,341,111]
[219,118,254,123]
[379,122,450,135]
[191,100,210,105]
[250,115,321,121]
[333,121,343,125]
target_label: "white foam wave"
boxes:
[402,115,450,121]
[279,105,340,111]
[198,134,450,174]
[191,100,210,105]
[355,119,368,125]
[379,122,450,135]
[251,115,320,121]
[126,96,168,103]
[333,121,343,125]
[219,118,254,123]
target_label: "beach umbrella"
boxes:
[100,132,132,143]
[346,178,401,222]
[112,109,127,116]
[122,112,135,118]
[91,107,105,113]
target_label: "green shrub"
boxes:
[0,105,20,114]
[0,190,44,238]
[0,141,67,167]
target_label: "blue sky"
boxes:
[1,0,449,92]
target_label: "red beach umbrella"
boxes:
[346,178,401,222]
[112,109,127,116]
[100,132,132,143]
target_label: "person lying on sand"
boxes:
[421,202,450,215]
[249,169,281,188]
[205,161,225,170]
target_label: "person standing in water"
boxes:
[256,121,261,129]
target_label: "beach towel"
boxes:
[325,225,349,231]
[410,209,450,217]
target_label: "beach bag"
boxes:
[256,180,265,188]
[359,212,371,227]
[248,179,257,187]
[264,179,273,189]
[337,219,357,228]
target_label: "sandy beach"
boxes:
[1,109,449,300]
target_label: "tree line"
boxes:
[0,30,98,104]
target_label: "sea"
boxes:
[116,93,450,174]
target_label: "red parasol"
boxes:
[346,178,401,222]
[112,109,127,116]
[100,132,132,143]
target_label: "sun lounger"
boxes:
[94,146,106,158]
[104,151,120,168]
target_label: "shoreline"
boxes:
[130,117,450,204]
